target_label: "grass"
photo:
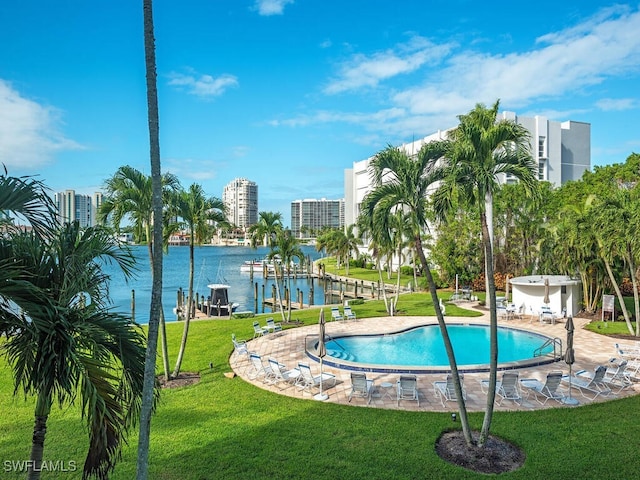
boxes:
[1,295,638,478]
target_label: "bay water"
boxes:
[103,245,326,324]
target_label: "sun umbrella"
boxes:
[314,309,329,401]
[543,278,550,305]
[563,316,579,405]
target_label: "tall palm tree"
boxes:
[360,142,473,444]
[99,165,180,382]
[137,1,163,478]
[268,229,304,322]
[172,184,227,377]
[0,221,148,480]
[249,211,283,248]
[434,100,538,447]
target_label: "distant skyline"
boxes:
[2,1,639,227]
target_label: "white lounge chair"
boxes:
[330,307,343,322]
[344,306,357,321]
[252,321,269,338]
[433,374,465,407]
[480,372,522,405]
[267,357,300,388]
[231,334,251,366]
[563,365,611,400]
[248,353,268,381]
[398,374,420,406]
[297,362,336,392]
[520,371,564,404]
[600,360,634,393]
[266,317,283,333]
[614,343,640,362]
[348,372,374,404]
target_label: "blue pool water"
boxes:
[324,324,554,369]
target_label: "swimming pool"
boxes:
[306,323,560,373]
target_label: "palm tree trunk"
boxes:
[603,257,634,335]
[394,245,402,307]
[377,259,389,314]
[137,1,162,478]
[27,393,52,480]
[274,264,286,322]
[173,237,195,377]
[415,234,472,445]
[478,212,498,447]
[626,249,640,336]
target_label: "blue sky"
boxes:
[2,0,640,227]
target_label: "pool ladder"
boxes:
[533,337,563,359]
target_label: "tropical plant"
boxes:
[434,100,538,447]
[172,184,227,376]
[99,165,180,382]
[359,141,474,443]
[0,221,148,480]
[268,229,305,322]
[248,211,283,248]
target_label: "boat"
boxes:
[239,258,278,274]
[200,283,239,316]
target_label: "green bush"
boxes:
[400,266,414,276]
[232,311,255,319]
[349,298,365,305]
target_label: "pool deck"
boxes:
[230,310,639,412]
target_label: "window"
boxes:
[538,136,546,158]
[538,159,545,180]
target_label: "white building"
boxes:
[344,112,591,227]
[291,198,345,238]
[54,190,100,227]
[510,275,582,318]
[222,178,258,231]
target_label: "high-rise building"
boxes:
[54,190,102,227]
[291,198,345,238]
[344,111,591,227]
[222,178,258,230]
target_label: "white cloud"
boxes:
[253,0,294,16]
[275,6,640,140]
[0,79,83,170]
[324,35,455,94]
[595,97,638,111]
[167,70,238,98]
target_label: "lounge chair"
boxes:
[614,343,640,362]
[480,372,522,405]
[252,321,269,338]
[344,306,357,321]
[563,365,611,400]
[520,371,564,404]
[266,317,283,333]
[248,353,268,381]
[433,374,465,407]
[231,334,251,366]
[601,360,634,393]
[297,362,336,392]
[267,358,300,388]
[398,374,420,406]
[330,307,343,322]
[348,372,374,404]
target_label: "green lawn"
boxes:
[1,296,638,479]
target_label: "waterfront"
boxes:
[102,245,326,324]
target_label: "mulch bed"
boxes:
[157,372,201,389]
[435,430,526,474]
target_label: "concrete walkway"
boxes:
[230,310,638,412]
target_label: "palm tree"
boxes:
[249,211,283,248]
[172,184,227,377]
[137,1,163,478]
[0,221,148,480]
[360,141,473,444]
[99,165,180,382]
[434,100,538,447]
[268,229,304,322]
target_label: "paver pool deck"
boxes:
[231,309,639,412]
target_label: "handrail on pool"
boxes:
[534,337,563,359]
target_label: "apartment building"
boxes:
[291,198,345,238]
[222,178,258,230]
[344,112,591,227]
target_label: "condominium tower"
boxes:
[344,111,591,227]
[222,178,258,230]
[291,198,345,238]
[54,190,104,227]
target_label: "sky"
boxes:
[2,0,640,227]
